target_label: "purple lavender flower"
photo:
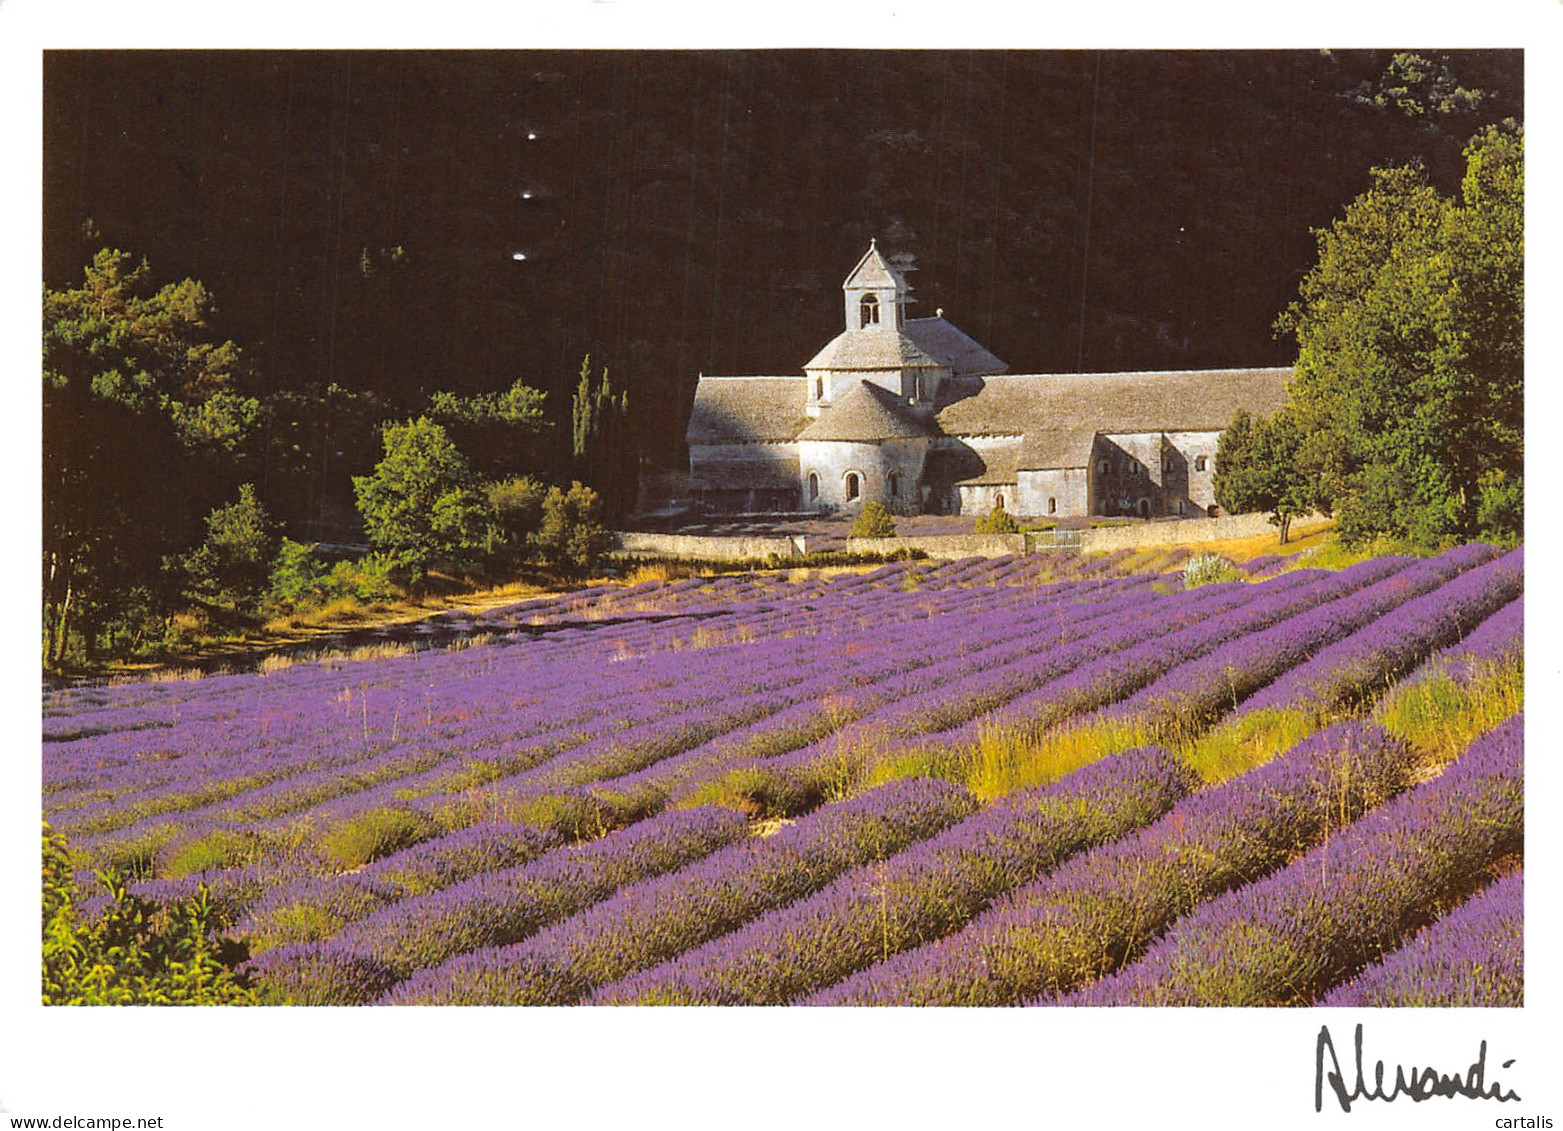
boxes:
[1320,869,1522,1007]
[811,720,1411,1006]
[245,805,748,1003]
[597,746,1195,1006]
[384,778,978,1005]
[1062,713,1522,1006]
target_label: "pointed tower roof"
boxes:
[843,239,906,291]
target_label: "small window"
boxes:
[1163,456,1175,473]
[1138,498,1151,518]
[808,472,820,501]
[889,470,902,498]
[1048,497,1057,515]
[846,472,861,500]
[814,377,824,401]
[1099,460,1110,476]
[860,293,880,328]
[995,493,1006,511]
[1195,455,1208,472]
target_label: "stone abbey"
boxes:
[687,242,1290,518]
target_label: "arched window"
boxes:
[814,377,824,401]
[1048,497,1057,515]
[995,493,1006,511]
[1194,455,1208,473]
[845,472,861,500]
[888,470,902,498]
[808,472,820,501]
[1099,460,1111,476]
[1163,456,1176,473]
[860,293,880,328]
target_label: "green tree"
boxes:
[181,484,278,619]
[537,481,609,578]
[43,249,258,666]
[1213,409,1322,545]
[427,378,549,481]
[850,501,898,539]
[571,356,638,523]
[1275,122,1523,549]
[352,417,486,575]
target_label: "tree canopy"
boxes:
[1263,122,1522,549]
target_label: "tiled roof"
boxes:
[1018,427,1098,470]
[797,380,934,442]
[804,328,947,373]
[935,368,1292,437]
[687,376,809,444]
[903,317,1009,376]
[690,454,800,491]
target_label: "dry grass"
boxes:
[1180,517,1336,564]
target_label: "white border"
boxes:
[2,3,1557,1129]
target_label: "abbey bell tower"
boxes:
[841,239,910,331]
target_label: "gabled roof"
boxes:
[903,316,1009,377]
[843,240,906,291]
[687,376,808,444]
[935,368,1292,437]
[797,380,933,442]
[804,328,946,373]
[1018,427,1098,470]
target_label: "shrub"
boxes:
[973,506,1020,535]
[849,501,897,539]
[538,481,609,578]
[1182,553,1242,588]
[484,475,548,564]
[42,822,261,1005]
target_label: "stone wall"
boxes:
[1075,512,1327,552]
[614,532,807,560]
[847,533,1027,559]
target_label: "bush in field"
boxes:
[483,475,549,565]
[973,506,1020,535]
[42,822,260,1005]
[265,540,397,613]
[537,481,609,578]
[850,502,897,539]
[1182,554,1242,589]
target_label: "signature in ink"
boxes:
[1315,1023,1521,1113]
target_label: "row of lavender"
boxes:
[43,544,1522,1005]
[281,555,1518,1002]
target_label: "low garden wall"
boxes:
[613,531,806,560]
[1075,512,1327,552]
[846,534,1027,559]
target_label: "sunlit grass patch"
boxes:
[159,827,274,879]
[315,807,439,869]
[1185,707,1321,785]
[966,718,1151,801]
[1377,658,1523,768]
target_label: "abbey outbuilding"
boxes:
[687,243,1290,518]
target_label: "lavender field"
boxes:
[42,546,1524,1007]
